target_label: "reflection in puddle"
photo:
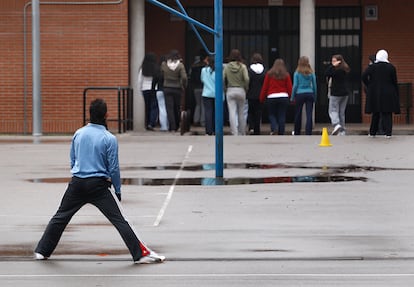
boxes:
[123,175,367,185]
[29,175,367,186]
[121,163,397,172]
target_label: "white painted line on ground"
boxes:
[1,273,414,278]
[153,145,193,227]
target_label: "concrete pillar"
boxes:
[300,0,315,68]
[130,0,145,132]
[299,0,316,129]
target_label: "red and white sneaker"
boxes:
[135,251,165,264]
[134,242,165,264]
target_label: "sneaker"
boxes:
[331,124,342,135]
[34,252,48,260]
[368,134,375,138]
[135,251,165,264]
[385,135,392,139]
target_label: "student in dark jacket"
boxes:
[161,50,188,132]
[246,53,266,135]
[189,50,208,127]
[362,49,400,138]
[324,54,350,136]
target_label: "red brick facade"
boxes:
[361,0,414,124]
[0,0,129,134]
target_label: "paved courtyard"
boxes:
[1,128,414,286]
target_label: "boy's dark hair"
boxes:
[90,98,107,126]
[167,49,182,61]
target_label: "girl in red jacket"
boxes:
[260,59,292,135]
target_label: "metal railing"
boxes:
[83,86,133,133]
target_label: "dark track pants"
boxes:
[35,177,145,261]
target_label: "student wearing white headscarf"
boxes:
[362,49,400,138]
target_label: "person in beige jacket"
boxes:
[224,49,249,135]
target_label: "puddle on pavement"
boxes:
[121,163,404,173]
[28,175,367,185]
[121,175,367,185]
[24,163,385,185]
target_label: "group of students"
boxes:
[138,50,188,133]
[189,49,319,136]
[326,49,400,138]
[138,48,326,136]
[139,48,400,137]
[221,49,318,136]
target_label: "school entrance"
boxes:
[185,6,362,123]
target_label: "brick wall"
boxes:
[0,0,129,134]
[361,0,414,124]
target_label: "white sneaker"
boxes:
[332,124,342,135]
[135,251,165,264]
[34,252,48,260]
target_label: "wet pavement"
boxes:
[1,125,414,286]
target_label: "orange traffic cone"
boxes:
[319,127,332,147]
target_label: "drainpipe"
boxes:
[32,0,41,137]
[23,0,124,135]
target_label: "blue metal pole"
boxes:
[146,0,215,35]
[174,0,214,55]
[214,0,223,178]
[145,0,224,178]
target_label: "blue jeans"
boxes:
[266,97,289,135]
[203,97,215,135]
[294,93,314,135]
[156,90,169,131]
